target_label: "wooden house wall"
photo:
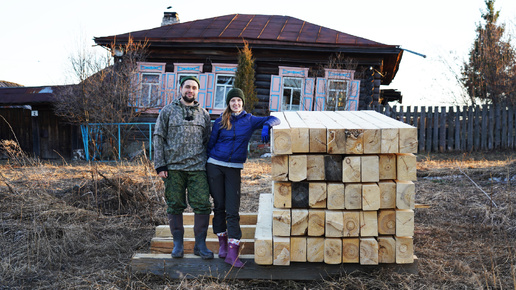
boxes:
[144,46,384,116]
[0,107,32,154]
[0,105,79,160]
[35,106,76,159]
[252,49,383,114]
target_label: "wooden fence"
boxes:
[372,105,516,153]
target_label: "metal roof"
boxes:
[0,81,23,88]
[94,14,403,84]
[0,86,57,105]
[95,14,396,49]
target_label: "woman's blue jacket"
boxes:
[207,111,280,164]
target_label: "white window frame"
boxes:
[214,74,235,109]
[326,79,348,111]
[140,72,161,107]
[282,77,302,111]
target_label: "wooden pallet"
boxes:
[130,253,418,280]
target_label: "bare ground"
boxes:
[0,150,515,289]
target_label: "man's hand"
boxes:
[158,170,168,178]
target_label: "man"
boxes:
[153,76,213,259]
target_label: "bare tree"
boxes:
[54,37,149,124]
[461,0,516,106]
[435,50,471,106]
[53,37,149,160]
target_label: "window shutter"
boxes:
[130,72,140,107]
[197,74,208,108]
[301,78,315,111]
[201,73,215,108]
[314,77,327,111]
[345,80,360,111]
[162,73,177,106]
[269,75,282,112]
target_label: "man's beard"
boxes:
[182,93,196,104]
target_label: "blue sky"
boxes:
[1,0,515,106]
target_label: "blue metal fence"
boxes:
[80,123,155,161]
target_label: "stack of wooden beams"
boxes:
[254,111,418,266]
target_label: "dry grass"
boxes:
[0,149,515,289]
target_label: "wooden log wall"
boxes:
[0,106,76,159]
[255,111,417,266]
[0,107,32,154]
[373,104,516,153]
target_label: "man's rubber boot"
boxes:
[224,241,244,268]
[193,214,214,259]
[168,214,184,258]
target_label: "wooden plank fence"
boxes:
[372,105,516,153]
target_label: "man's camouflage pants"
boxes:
[163,170,211,215]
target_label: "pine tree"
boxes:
[234,40,258,113]
[461,0,516,105]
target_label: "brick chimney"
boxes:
[162,12,180,26]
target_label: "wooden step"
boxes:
[176,213,257,225]
[150,238,255,255]
[155,224,256,239]
[130,253,418,280]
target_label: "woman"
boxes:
[206,88,280,268]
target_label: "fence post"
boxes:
[118,124,121,160]
[406,106,412,125]
[447,106,454,151]
[488,105,494,150]
[432,106,439,152]
[508,105,515,149]
[81,124,90,161]
[426,107,433,152]
[455,106,461,151]
[419,106,426,152]
[467,106,473,151]
[412,106,418,127]
[149,123,153,160]
[474,105,481,150]
[481,104,488,150]
[494,104,501,149]
[501,105,507,149]
[438,106,446,152]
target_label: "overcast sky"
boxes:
[1,0,515,106]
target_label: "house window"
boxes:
[282,77,302,111]
[327,79,348,111]
[214,74,234,109]
[140,73,161,107]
